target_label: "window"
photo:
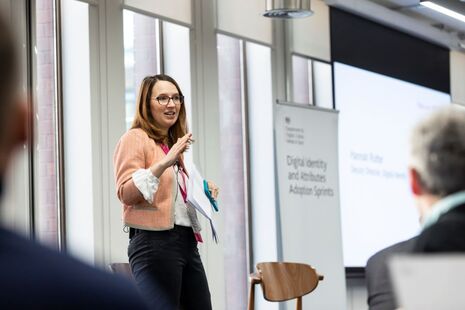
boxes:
[32,0,60,248]
[217,34,248,309]
[245,42,277,268]
[292,55,313,104]
[163,21,192,124]
[162,21,193,164]
[292,54,333,109]
[123,11,192,134]
[123,11,193,162]
[217,34,276,310]
[313,60,333,109]
[123,10,161,129]
[62,0,94,262]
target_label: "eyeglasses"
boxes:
[154,95,184,106]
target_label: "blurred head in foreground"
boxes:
[0,14,27,196]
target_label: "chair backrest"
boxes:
[257,262,322,302]
[108,263,134,281]
[248,262,323,310]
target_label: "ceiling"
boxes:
[325,0,465,50]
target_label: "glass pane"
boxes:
[217,33,248,310]
[33,0,59,248]
[246,41,278,310]
[123,10,160,129]
[62,0,94,263]
[313,61,333,109]
[307,59,314,104]
[292,55,312,105]
[246,42,278,263]
[162,21,193,164]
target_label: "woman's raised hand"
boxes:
[150,133,192,178]
[162,133,193,168]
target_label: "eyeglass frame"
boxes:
[152,94,184,106]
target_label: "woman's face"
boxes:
[150,80,182,133]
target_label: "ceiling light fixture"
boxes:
[263,0,313,18]
[420,1,465,23]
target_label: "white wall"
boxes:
[124,0,192,25]
[290,0,331,61]
[98,0,127,265]
[217,0,272,44]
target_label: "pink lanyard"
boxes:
[160,144,187,203]
[160,143,203,243]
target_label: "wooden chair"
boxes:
[248,262,324,310]
[108,263,135,281]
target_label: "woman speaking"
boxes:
[114,74,218,309]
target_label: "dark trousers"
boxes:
[128,225,212,310]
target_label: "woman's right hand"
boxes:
[149,133,192,177]
[162,133,193,167]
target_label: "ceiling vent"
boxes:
[263,0,313,18]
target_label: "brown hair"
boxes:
[131,74,188,147]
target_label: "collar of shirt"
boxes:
[422,190,465,231]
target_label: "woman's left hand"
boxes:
[207,181,219,200]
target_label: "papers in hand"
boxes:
[186,165,218,243]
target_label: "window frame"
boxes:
[291,52,335,109]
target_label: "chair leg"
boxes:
[248,281,255,310]
[296,296,302,310]
[248,273,261,310]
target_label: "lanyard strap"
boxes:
[160,143,202,243]
[160,144,187,203]
[177,167,188,203]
